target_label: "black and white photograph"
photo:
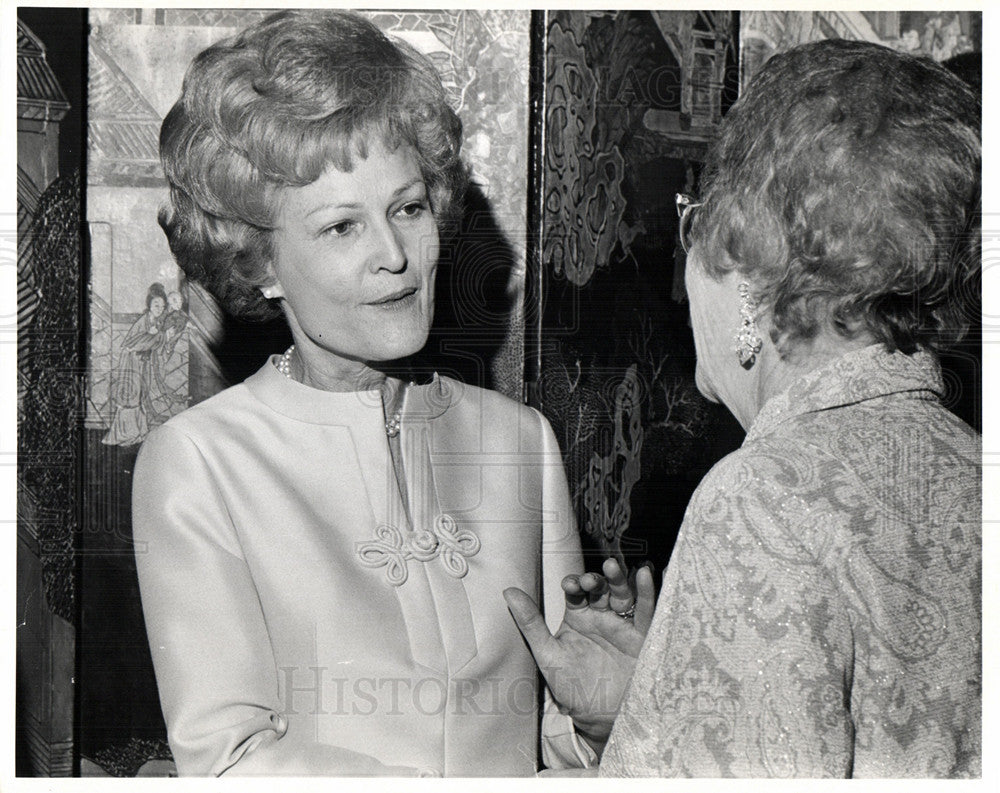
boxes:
[7,3,989,783]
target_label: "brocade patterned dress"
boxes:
[601,345,981,777]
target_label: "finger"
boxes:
[580,573,608,608]
[577,572,606,593]
[603,558,633,612]
[581,574,610,610]
[503,588,558,662]
[633,565,656,634]
[560,575,588,610]
[561,575,582,594]
[602,557,627,587]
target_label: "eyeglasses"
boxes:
[675,193,703,254]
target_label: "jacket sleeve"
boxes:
[530,409,599,770]
[132,423,426,777]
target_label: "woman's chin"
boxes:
[369,331,431,364]
[354,309,433,363]
[694,366,721,404]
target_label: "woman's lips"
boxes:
[367,287,418,309]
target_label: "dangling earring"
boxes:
[734,281,763,370]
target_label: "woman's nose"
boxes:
[370,220,407,273]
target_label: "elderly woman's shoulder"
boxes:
[698,403,979,500]
[682,439,841,565]
[685,405,980,561]
[689,438,804,507]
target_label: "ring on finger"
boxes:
[614,603,636,619]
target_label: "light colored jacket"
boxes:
[134,359,587,776]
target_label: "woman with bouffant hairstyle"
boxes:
[508,39,981,777]
[157,11,465,322]
[134,11,591,777]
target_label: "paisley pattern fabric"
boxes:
[601,345,981,777]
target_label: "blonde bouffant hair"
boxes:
[158,10,466,321]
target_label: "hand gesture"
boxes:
[504,559,655,751]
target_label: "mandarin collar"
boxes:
[745,344,944,444]
[244,355,457,425]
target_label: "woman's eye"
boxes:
[397,200,428,219]
[323,220,356,238]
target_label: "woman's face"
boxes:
[684,246,745,409]
[268,141,439,367]
[150,296,166,318]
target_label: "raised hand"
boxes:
[504,559,656,752]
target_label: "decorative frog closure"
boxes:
[356,513,481,586]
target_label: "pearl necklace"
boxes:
[275,345,401,437]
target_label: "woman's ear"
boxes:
[258,263,285,300]
[767,325,793,362]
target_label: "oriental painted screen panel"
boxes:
[531,9,744,571]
